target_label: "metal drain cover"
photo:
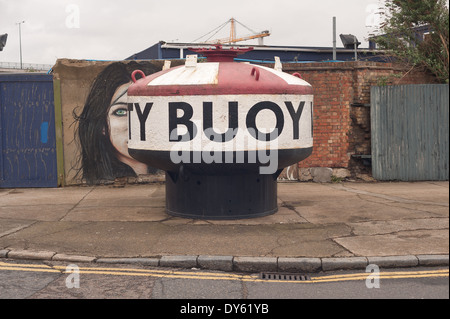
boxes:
[259,272,310,281]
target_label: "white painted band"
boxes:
[147,63,220,86]
[253,65,312,86]
[128,94,313,152]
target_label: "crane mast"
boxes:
[204,18,270,45]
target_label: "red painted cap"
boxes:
[189,44,254,62]
[128,45,312,97]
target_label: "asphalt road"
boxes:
[0,259,448,302]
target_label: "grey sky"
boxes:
[1,0,384,65]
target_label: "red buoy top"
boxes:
[127,45,313,97]
[189,44,254,62]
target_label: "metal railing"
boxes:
[0,62,53,71]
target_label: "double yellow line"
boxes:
[309,269,449,283]
[0,261,448,284]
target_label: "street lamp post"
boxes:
[339,34,361,62]
[17,20,25,69]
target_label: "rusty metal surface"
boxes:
[128,62,313,97]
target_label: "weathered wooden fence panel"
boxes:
[0,74,57,187]
[371,84,449,181]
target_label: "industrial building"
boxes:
[126,41,383,63]
[126,17,382,63]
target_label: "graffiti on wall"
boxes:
[72,61,161,185]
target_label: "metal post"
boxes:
[17,21,25,69]
[354,35,358,61]
[332,17,336,60]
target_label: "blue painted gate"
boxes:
[0,74,57,188]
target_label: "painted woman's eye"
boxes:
[113,108,127,117]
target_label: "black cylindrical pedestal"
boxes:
[165,169,278,220]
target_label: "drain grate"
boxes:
[259,272,310,281]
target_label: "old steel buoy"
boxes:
[127,45,313,219]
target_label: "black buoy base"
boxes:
[165,169,279,220]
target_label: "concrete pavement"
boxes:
[0,181,448,272]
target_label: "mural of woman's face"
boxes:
[107,82,148,175]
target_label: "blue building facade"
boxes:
[126,41,384,63]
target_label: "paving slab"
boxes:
[0,181,447,272]
[334,229,449,257]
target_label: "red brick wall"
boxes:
[296,64,353,168]
[264,61,439,174]
[282,62,356,169]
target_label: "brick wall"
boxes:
[285,62,354,169]
[269,61,439,179]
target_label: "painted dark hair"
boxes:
[74,61,159,184]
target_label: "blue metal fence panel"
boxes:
[0,74,57,188]
[371,84,449,181]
